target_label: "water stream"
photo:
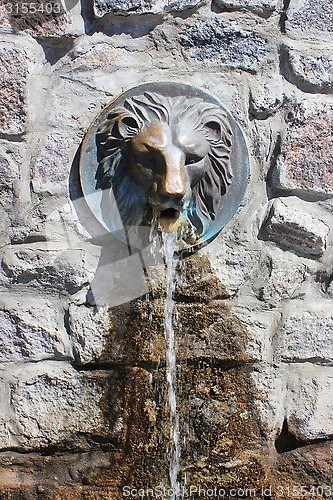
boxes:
[161,230,181,500]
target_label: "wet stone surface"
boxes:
[69,255,250,365]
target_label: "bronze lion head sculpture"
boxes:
[79,83,249,252]
[95,91,233,244]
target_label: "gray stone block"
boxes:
[249,82,284,119]
[31,135,70,196]
[213,0,280,18]
[286,364,333,441]
[254,257,306,306]
[93,0,204,17]
[0,44,27,135]
[0,294,70,363]
[0,152,19,210]
[264,198,329,257]
[278,303,333,363]
[234,307,278,361]
[273,104,333,195]
[69,304,111,364]
[282,44,333,94]
[203,242,260,296]
[250,365,286,439]
[252,363,333,442]
[2,244,97,295]
[285,0,333,41]
[0,362,111,450]
[179,19,272,73]
[0,205,10,249]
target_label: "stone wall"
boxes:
[0,0,332,498]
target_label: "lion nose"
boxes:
[160,149,186,198]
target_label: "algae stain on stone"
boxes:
[77,253,274,496]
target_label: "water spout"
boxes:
[162,230,181,499]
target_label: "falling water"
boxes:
[161,230,181,500]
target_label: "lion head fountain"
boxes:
[79,82,249,253]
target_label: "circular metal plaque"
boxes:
[79,82,249,253]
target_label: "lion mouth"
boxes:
[158,208,183,232]
[160,208,180,220]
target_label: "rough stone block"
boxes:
[177,300,250,362]
[203,244,260,296]
[285,0,333,41]
[0,44,27,135]
[249,81,284,119]
[213,0,280,18]
[273,104,333,195]
[0,151,19,209]
[0,362,112,450]
[0,0,79,38]
[278,303,333,363]
[93,0,203,17]
[69,304,111,364]
[286,364,333,441]
[0,294,70,362]
[275,441,333,488]
[60,42,153,77]
[31,134,70,196]
[35,196,93,247]
[254,257,306,306]
[281,45,333,94]
[0,206,10,248]
[174,365,266,488]
[234,307,279,361]
[179,19,272,73]
[250,365,286,439]
[264,198,329,257]
[6,195,93,248]
[0,380,12,449]
[2,244,98,295]
[0,451,112,490]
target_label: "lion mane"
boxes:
[95,92,233,241]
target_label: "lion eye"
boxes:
[185,153,203,165]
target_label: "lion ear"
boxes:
[203,117,232,147]
[117,115,140,138]
[202,118,223,142]
[205,119,221,137]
